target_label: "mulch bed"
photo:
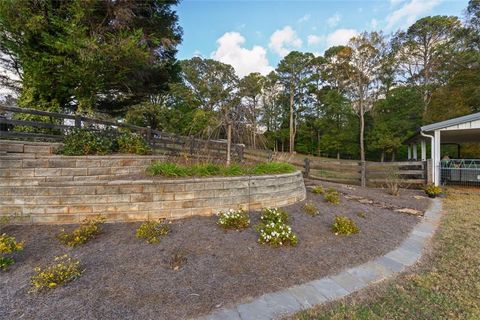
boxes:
[0,182,430,320]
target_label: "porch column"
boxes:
[421,140,427,161]
[434,130,441,186]
[413,143,418,160]
[407,144,412,160]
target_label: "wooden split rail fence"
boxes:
[0,105,244,161]
[245,149,429,187]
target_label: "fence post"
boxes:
[360,161,367,187]
[267,150,273,162]
[146,127,152,144]
[304,158,310,178]
[74,114,81,128]
[189,135,195,155]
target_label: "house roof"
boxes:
[421,112,480,132]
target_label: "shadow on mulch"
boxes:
[0,182,430,320]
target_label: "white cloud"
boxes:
[298,14,311,23]
[307,35,323,46]
[211,32,273,77]
[269,26,303,57]
[326,28,359,48]
[370,18,379,29]
[327,14,341,28]
[390,0,406,5]
[386,0,441,30]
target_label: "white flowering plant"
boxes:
[255,208,298,247]
[259,207,290,224]
[255,221,298,247]
[216,209,250,230]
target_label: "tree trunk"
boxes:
[360,103,366,187]
[337,151,340,160]
[391,150,396,161]
[289,85,294,153]
[381,150,385,162]
[226,123,232,166]
[252,98,257,149]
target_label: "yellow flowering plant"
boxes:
[57,216,106,247]
[136,220,170,244]
[0,233,24,270]
[30,255,83,292]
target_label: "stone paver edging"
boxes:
[199,199,443,320]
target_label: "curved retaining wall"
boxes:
[1,172,306,224]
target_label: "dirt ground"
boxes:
[0,181,430,320]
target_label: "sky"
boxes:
[176,0,469,77]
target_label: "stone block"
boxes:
[309,278,349,300]
[76,159,101,168]
[0,160,22,168]
[170,208,192,218]
[174,192,195,200]
[61,168,88,176]
[287,284,327,308]
[130,193,153,202]
[0,169,35,178]
[34,168,62,177]
[153,193,175,201]
[87,167,112,176]
[48,159,77,168]
[163,184,185,193]
[331,271,367,293]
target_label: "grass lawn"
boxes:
[290,189,480,320]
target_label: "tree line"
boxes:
[1,0,479,162]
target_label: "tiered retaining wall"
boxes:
[0,140,306,224]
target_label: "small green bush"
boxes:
[136,220,170,244]
[57,216,106,247]
[259,207,290,224]
[217,209,250,230]
[324,190,340,205]
[247,162,296,175]
[30,255,83,292]
[332,216,359,235]
[146,162,190,177]
[303,202,320,216]
[357,211,367,219]
[117,132,151,155]
[424,184,443,197]
[311,185,325,194]
[0,233,24,270]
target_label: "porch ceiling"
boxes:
[439,128,480,144]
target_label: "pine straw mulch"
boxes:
[0,182,430,320]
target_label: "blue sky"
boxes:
[176,0,468,77]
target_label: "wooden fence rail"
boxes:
[0,105,244,161]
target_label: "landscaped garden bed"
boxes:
[0,182,430,320]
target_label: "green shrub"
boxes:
[217,209,250,230]
[146,161,296,177]
[0,233,24,270]
[424,184,443,197]
[303,202,319,216]
[30,255,83,292]
[259,207,290,224]
[59,129,117,155]
[117,132,151,155]
[136,220,169,244]
[311,185,325,194]
[247,162,296,175]
[332,216,359,235]
[324,190,340,204]
[58,129,150,156]
[57,216,106,247]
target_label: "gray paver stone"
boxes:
[287,284,328,308]
[309,277,349,300]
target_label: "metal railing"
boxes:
[441,159,480,187]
